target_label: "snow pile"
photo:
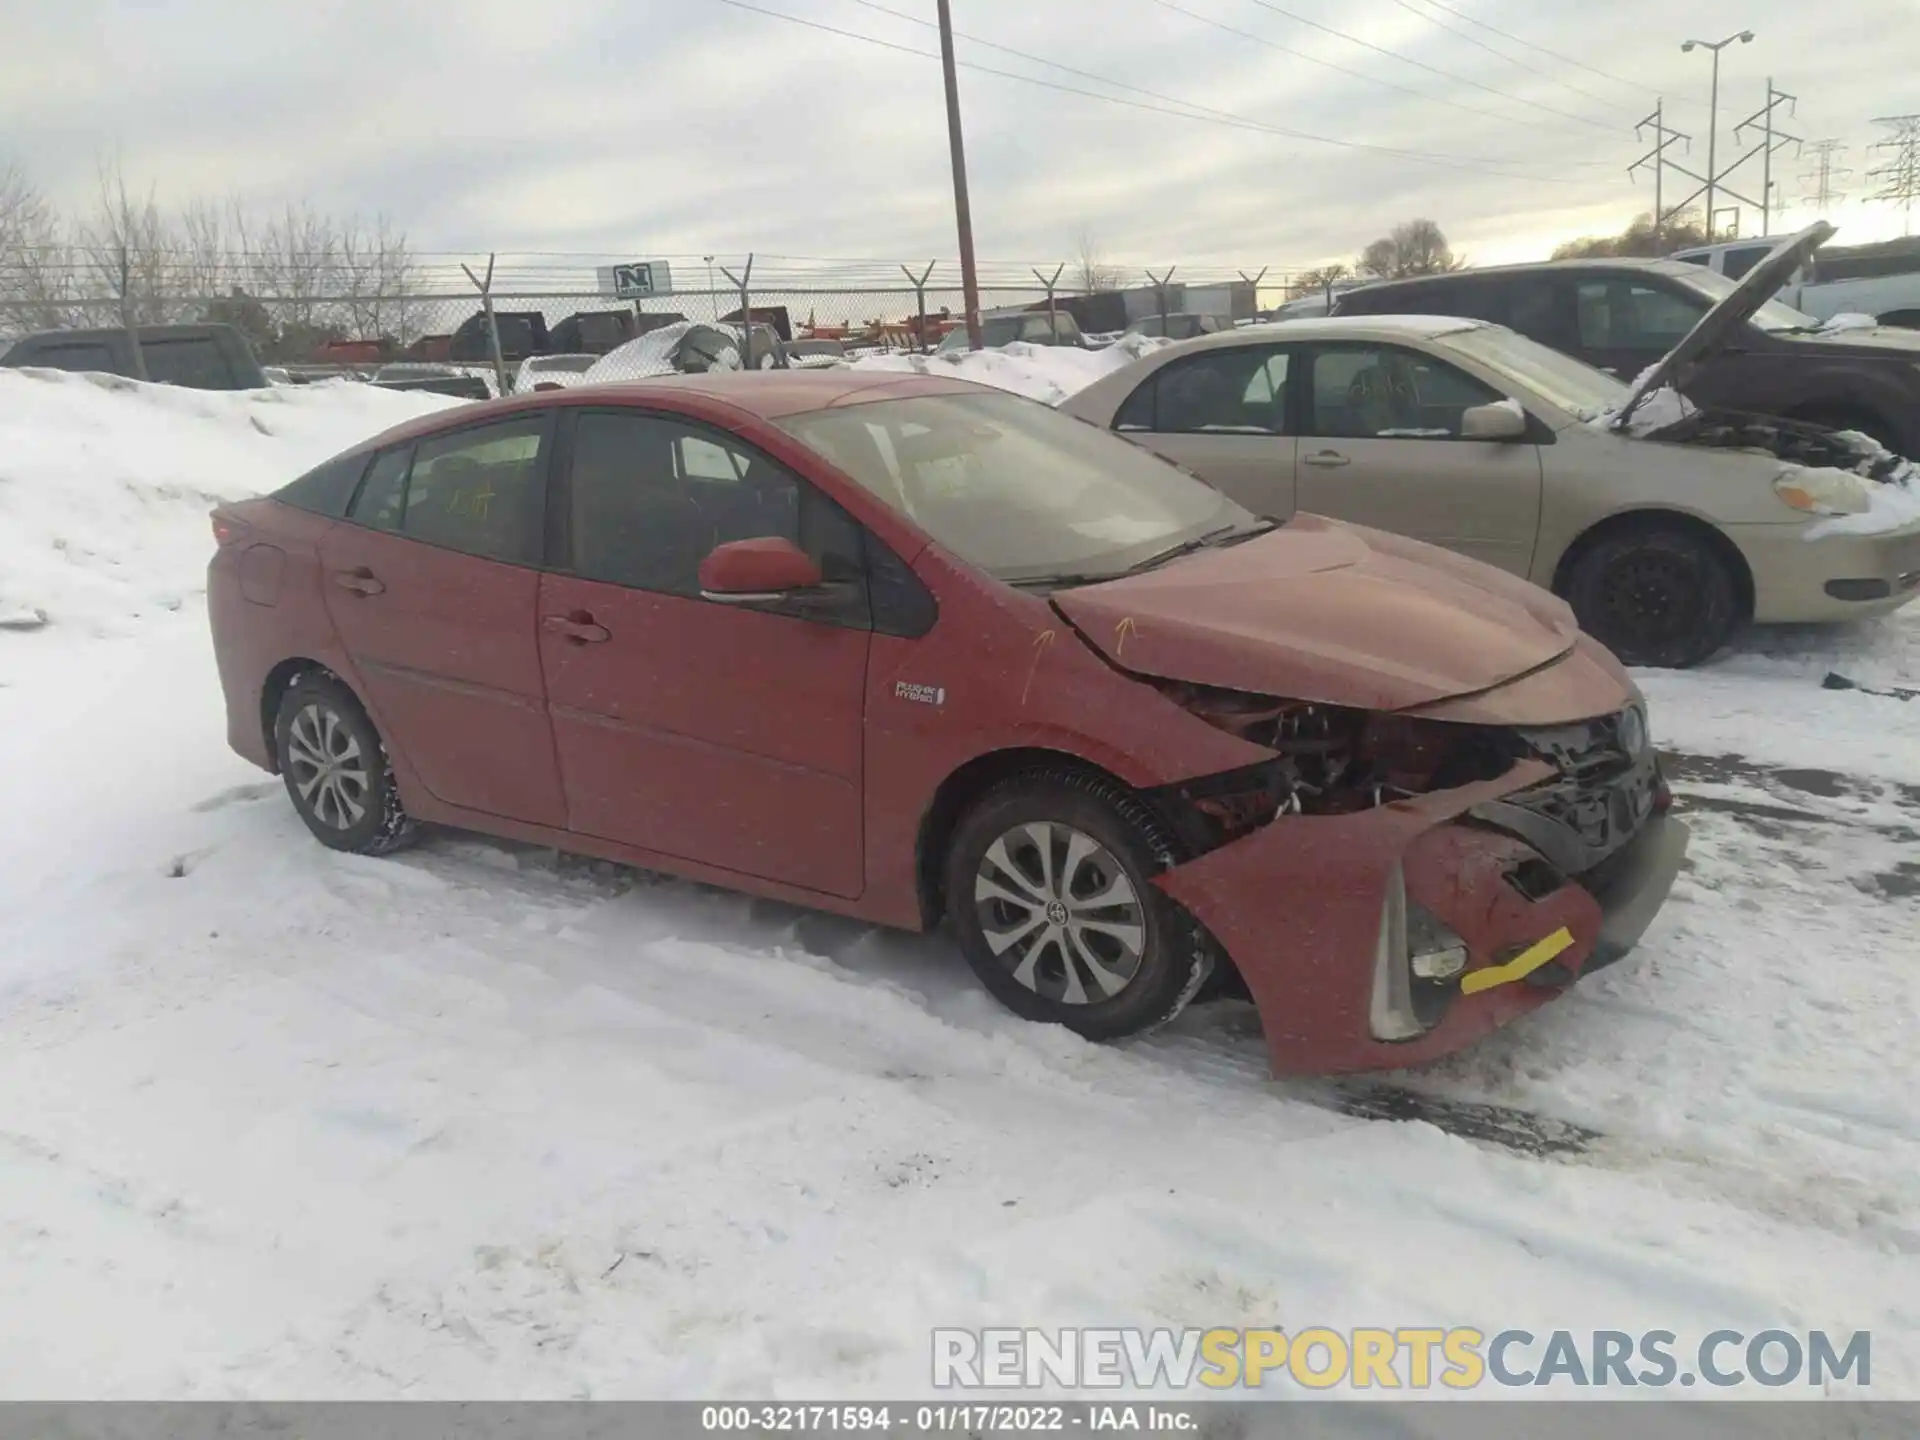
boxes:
[847,333,1171,404]
[0,369,462,635]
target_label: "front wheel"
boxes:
[1561,525,1739,669]
[944,769,1215,1041]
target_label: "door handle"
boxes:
[1303,450,1351,468]
[332,567,385,596]
[543,612,610,644]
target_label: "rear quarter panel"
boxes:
[208,500,358,770]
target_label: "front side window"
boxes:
[778,390,1256,586]
[390,417,548,564]
[1720,246,1772,280]
[1305,344,1501,439]
[1575,279,1706,350]
[564,411,863,607]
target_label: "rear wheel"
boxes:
[273,672,416,855]
[944,769,1214,1040]
[1561,524,1740,669]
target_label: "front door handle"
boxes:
[332,566,385,596]
[543,611,610,644]
[1303,450,1351,468]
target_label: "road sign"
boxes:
[597,261,675,300]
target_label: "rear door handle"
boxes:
[1303,450,1350,468]
[543,612,610,644]
[332,567,385,595]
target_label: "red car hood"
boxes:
[1052,515,1581,712]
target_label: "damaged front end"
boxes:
[1646,407,1911,483]
[1143,681,1689,1074]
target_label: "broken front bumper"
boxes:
[1154,759,1690,1075]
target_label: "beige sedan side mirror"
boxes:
[1460,402,1528,441]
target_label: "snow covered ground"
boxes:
[1,370,1916,1400]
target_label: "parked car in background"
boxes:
[208,370,1687,1075]
[0,323,267,390]
[1125,312,1231,341]
[583,321,786,382]
[784,338,848,369]
[1333,223,1920,458]
[1669,234,1920,328]
[1061,304,1920,667]
[936,310,1085,352]
[449,310,549,363]
[512,354,600,393]
[371,363,492,400]
[549,309,640,355]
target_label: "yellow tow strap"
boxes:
[1460,927,1576,996]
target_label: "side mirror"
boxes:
[1460,401,1528,442]
[698,537,824,603]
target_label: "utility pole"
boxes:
[1867,115,1920,236]
[935,0,983,351]
[1629,99,1692,239]
[1681,31,1754,237]
[1799,139,1852,214]
[1733,79,1800,235]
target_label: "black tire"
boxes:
[1561,524,1740,669]
[272,671,416,855]
[943,767,1215,1041]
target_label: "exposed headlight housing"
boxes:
[1617,702,1648,760]
[1369,865,1470,1041]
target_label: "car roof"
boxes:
[350,369,990,451]
[1166,313,1487,346]
[1347,257,1700,293]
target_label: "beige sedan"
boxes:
[1061,316,1920,666]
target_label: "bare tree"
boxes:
[1357,219,1466,279]
[1295,263,1350,303]
[1073,226,1121,294]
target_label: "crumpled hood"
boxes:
[1052,515,1581,712]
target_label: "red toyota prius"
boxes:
[208,371,1688,1074]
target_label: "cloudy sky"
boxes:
[4,0,1916,278]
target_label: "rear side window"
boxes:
[275,452,372,518]
[1720,246,1771,281]
[402,418,549,564]
[13,340,117,373]
[1574,279,1705,350]
[141,337,237,389]
[346,418,550,565]
[1134,348,1291,435]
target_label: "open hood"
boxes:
[1051,516,1582,713]
[1614,220,1835,431]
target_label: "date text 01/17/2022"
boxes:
[698,1403,1199,1432]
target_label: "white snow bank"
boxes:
[848,333,1171,404]
[0,369,462,635]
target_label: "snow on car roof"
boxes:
[1198,314,1486,343]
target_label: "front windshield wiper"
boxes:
[1121,519,1277,574]
[1003,520,1278,592]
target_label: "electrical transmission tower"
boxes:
[1733,80,1802,235]
[1867,115,1920,234]
[1799,140,1852,214]
[1629,100,1693,241]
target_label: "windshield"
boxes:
[777,391,1257,585]
[1435,324,1628,423]
[1666,265,1820,332]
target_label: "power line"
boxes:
[1148,0,1571,137]
[706,0,1585,180]
[1413,0,1708,107]
[1384,0,1633,116]
[1236,0,1620,131]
